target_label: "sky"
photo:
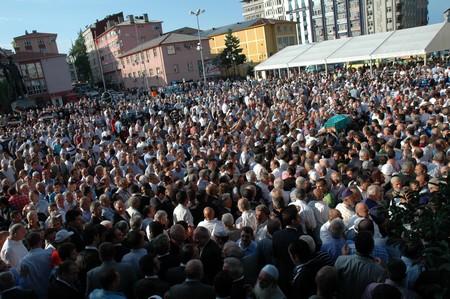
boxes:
[0,0,448,55]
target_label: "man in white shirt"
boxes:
[235,198,257,231]
[0,224,28,269]
[197,207,223,236]
[335,188,356,226]
[173,190,194,229]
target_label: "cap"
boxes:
[213,225,228,237]
[381,164,394,176]
[299,235,316,254]
[55,229,74,242]
[341,188,353,200]
[260,264,279,280]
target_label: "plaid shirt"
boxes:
[9,194,30,212]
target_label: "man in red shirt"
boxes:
[8,187,29,213]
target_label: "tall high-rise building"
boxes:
[365,0,429,34]
[241,0,428,45]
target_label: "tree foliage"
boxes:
[219,29,246,70]
[387,177,450,298]
[69,30,92,82]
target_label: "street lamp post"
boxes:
[227,53,237,79]
[189,9,207,86]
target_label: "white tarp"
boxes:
[254,21,450,71]
[255,44,313,71]
[288,38,350,67]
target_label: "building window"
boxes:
[187,62,193,71]
[167,45,176,55]
[149,68,154,76]
[37,39,45,45]
[24,40,32,46]
[156,67,161,75]
[126,57,130,64]
[277,26,281,32]
[153,49,158,57]
[173,64,179,73]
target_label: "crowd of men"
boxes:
[0,58,449,299]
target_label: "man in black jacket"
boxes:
[193,226,223,284]
[48,260,82,299]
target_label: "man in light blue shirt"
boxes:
[88,268,126,299]
[18,232,53,299]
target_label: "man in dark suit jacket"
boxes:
[134,253,170,298]
[289,239,326,299]
[86,242,136,298]
[272,205,302,295]
[166,243,198,286]
[0,271,38,299]
[65,210,85,252]
[76,226,102,294]
[153,234,180,281]
[169,259,215,299]
[48,260,82,299]
[105,227,130,262]
[194,226,223,284]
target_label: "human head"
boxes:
[185,259,204,280]
[193,226,210,247]
[315,266,338,298]
[257,264,279,289]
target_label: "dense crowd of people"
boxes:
[0,58,449,299]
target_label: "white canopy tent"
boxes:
[255,21,450,74]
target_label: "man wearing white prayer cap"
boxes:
[253,264,286,299]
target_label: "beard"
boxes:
[253,282,277,299]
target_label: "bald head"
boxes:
[185,259,203,280]
[328,209,342,221]
[355,203,369,218]
[203,207,215,220]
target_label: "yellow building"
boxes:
[200,18,298,64]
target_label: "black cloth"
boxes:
[112,211,131,227]
[2,287,38,299]
[76,248,101,294]
[199,239,223,284]
[158,253,180,281]
[67,227,85,253]
[169,280,215,299]
[114,243,130,263]
[283,177,296,192]
[272,227,302,295]
[48,280,82,299]
[138,195,152,214]
[134,277,169,298]
[165,265,186,286]
[290,259,328,299]
[231,276,256,299]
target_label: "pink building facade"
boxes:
[10,31,72,104]
[119,33,211,89]
[95,14,163,89]
[13,31,59,54]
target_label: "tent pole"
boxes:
[423,54,427,66]
[369,59,373,75]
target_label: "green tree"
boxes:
[219,29,246,74]
[69,30,92,82]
